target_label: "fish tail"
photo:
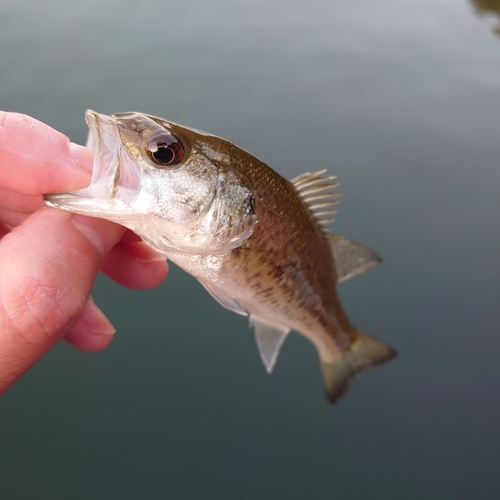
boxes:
[320,331,396,404]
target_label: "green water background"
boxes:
[1,0,500,498]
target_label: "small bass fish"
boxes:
[45,110,396,403]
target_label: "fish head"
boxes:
[45,111,258,255]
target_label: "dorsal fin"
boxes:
[250,316,290,374]
[291,171,381,282]
[291,170,341,230]
[327,235,382,283]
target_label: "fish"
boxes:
[44,110,396,404]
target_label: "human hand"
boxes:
[0,111,168,394]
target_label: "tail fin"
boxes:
[320,332,396,404]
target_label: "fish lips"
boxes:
[44,110,139,219]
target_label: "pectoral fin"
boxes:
[328,235,382,283]
[198,279,248,316]
[250,317,290,374]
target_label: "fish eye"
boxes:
[147,134,184,167]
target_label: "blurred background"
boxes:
[1,0,500,498]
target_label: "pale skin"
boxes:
[0,111,169,394]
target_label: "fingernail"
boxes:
[86,298,116,336]
[138,253,167,264]
[68,142,94,172]
[124,241,166,264]
[71,214,105,258]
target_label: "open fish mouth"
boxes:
[84,110,121,199]
[44,110,131,218]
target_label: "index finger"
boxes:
[0,111,93,196]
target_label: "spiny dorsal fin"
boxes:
[250,316,290,374]
[327,235,382,283]
[290,170,341,230]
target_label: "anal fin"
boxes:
[250,317,290,374]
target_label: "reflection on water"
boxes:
[471,0,500,33]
